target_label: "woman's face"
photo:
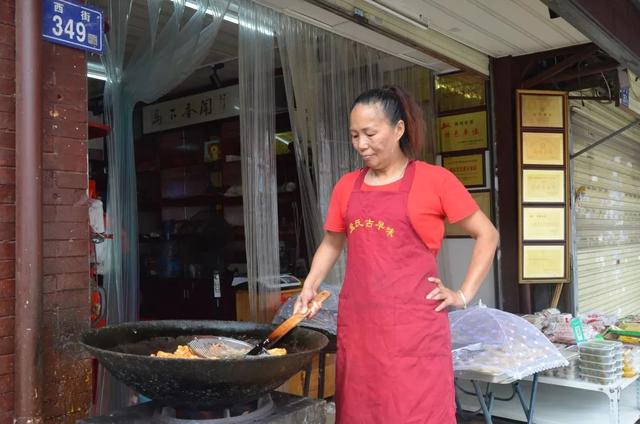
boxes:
[350,102,405,169]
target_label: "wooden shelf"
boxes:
[139,191,299,211]
[136,167,160,174]
[221,154,295,166]
[136,161,223,173]
[139,193,225,210]
[140,276,214,283]
[139,234,205,243]
[162,194,224,207]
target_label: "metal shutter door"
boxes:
[571,101,640,316]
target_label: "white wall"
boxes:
[437,238,496,308]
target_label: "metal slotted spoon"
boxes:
[188,336,253,359]
[188,290,331,359]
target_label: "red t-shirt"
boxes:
[324,161,479,255]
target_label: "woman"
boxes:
[294,86,499,423]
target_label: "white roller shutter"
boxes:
[571,101,640,316]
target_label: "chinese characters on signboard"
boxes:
[438,111,487,153]
[436,73,486,112]
[520,94,564,128]
[42,0,103,53]
[442,153,486,188]
[142,85,240,134]
[439,108,489,237]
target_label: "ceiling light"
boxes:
[178,1,275,36]
[275,134,291,145]
[181,1,239,24]
[87,71,107,81]
[281,8,333,31]
[362,0,430,32]
[87,61,107,81]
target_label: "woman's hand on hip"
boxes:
[425,277,465,312]
[293,286,321,318]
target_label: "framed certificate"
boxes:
[445,191,491,237]
[442,153,486,188]
[517,90,570,284]
[522,207,565,241]
[522,132,564,165]
[521,94,564,128]
[438,111,488,153]
[522,245,566,279]
[522,169,565,203]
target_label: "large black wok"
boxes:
[81,320,328,409]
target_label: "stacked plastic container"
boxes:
[578,340,623,385]
[542,345,580,379]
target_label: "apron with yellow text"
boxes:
[336,161,455,423]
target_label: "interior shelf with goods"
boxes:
[135,111,306,321]
[88,120,110,332]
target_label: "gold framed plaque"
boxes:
[521,94,564,128]
[522,169,565,203]
[442,153,485,188]
[436,72,486,112]
[522,132,564,165]
[522,245,565,279]
[445,191,491,237]
[438,111,488,153]
[517,90,570,284]
[522,207,565,241]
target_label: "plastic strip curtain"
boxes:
[238,0,280,322]
[97,0,229,413]
[276,18,324,279]
[277,15,434,284]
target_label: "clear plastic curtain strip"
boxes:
[276,15,435,284]
[238,0,281,322]
[96,0,229,414]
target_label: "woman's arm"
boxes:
[454,209,499,301]
[427,210,499,311]
[293,231,346,315]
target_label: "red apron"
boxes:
[336,161,455,424]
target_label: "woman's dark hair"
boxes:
[351,85,425,158]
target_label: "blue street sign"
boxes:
[620,87,630,108]
[42,0,103,54]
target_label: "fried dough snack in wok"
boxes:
[151,344,288,359]
[152,345,201,359]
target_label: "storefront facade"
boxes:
[1,1,92,423]
[544,0,640,318]
[1,0,639,423]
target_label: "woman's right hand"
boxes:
[293,286,320,318]
[292,231,345,318]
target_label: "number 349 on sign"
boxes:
[42,0,104,54]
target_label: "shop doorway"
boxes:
[87,0,446,327]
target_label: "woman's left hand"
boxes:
[425,277,465,312]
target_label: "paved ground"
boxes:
[324,402,519,424]
[327,408,640,423]
[457,416,519,423]
[324,401,640,423]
